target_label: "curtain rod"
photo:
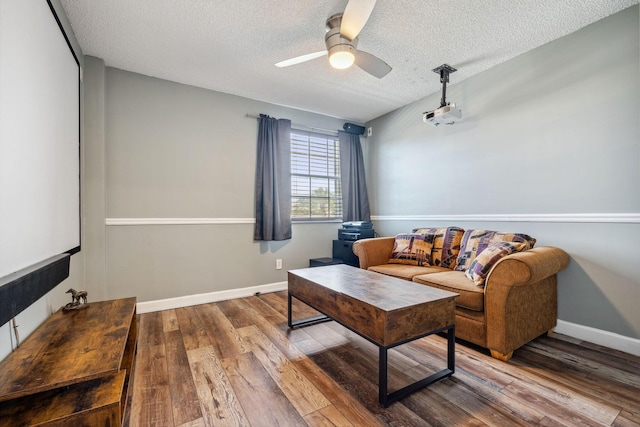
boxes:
[245,114,339,136]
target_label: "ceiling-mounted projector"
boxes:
[423,104,462,126]
[423,64,461,126]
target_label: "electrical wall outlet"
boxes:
[276,259,282,270]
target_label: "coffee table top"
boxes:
[289,264,458,311]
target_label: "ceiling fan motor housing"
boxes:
[325,14,357,69]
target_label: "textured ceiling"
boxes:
[60,0,637,123]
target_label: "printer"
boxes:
[338,221,375,241]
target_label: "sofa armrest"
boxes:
[484,246,570,356]
[486,246,570,287]
[352,237,396,270]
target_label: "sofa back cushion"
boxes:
[455,229,536,272]
[412,226,464,269]
[388,233,434,266]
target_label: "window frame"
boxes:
[290,129,342,222]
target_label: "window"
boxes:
[291,131,342,220]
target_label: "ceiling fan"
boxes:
[275,0,392,79]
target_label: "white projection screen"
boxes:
[0,0,80,280]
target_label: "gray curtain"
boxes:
[339,130,371,222]
[254,114,292,241]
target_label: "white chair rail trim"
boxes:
[371,213,640,224]
[105,214,640,226]
[105,218,256,225]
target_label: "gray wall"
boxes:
[85,65,345,302]
[364,7,639,339]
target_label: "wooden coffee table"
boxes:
[288,264,458,407]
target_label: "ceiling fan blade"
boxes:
[275,50,327,68]
[340,0,376,41]
[355,50,391,78]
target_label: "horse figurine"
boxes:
[66,288,88,305]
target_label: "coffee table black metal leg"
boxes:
[287,293,332,329]
[448,325,456,373]
[379,346,388,406]
[378,324,456,407]
[287,292,293,328]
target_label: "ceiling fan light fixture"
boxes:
[328,44,355,69]
[330,51,355,69]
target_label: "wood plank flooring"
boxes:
[126,291,640,426]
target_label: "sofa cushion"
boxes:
[368,264,448,280]
[412,226,464,269]
[388,233,435,266]
[413,271,485,312]
[455,229,537,271]
[465,241,528,286]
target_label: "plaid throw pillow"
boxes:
[465,241,527,286]
[413,226,464,269]
[455,229,536,271]
[388,233,435,266]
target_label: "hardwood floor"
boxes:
[126,291,640,426]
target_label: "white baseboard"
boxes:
[556,319,640,357]
[136,281,288,314]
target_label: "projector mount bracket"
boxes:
[433,64,457,108]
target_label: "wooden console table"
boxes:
[0,297,137,426]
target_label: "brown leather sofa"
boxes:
[353,235,570,361]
